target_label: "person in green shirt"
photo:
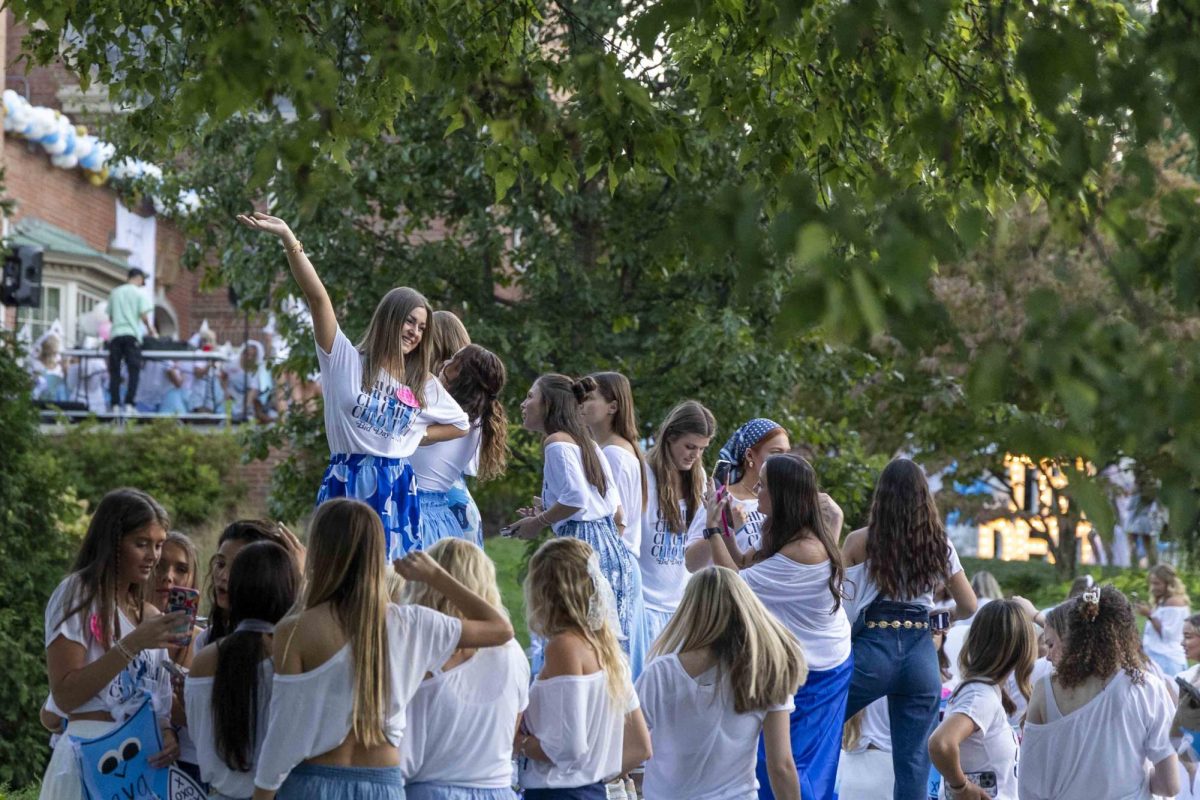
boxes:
[106,267,158,414]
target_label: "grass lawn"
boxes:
[484,534,531,649]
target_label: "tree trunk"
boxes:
[1050,514,1080,580]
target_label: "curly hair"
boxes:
[1055,585,1146,690]
[865,458,950,600]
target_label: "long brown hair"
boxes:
[537,374,607,496]
[1056,585,1147,689]
[954,599,1037,716]
[297,499,393,746]
[588,372,647,512]
[60,488,170,648]
[652,567,806,713]
[357,287,433,404]
[442,344,508,481]
[757,454,844,610]
[429,310,470,368]
[646,401,716,533]
[865,458,951,600]
[525,538,627,701]
[212,542,299,772]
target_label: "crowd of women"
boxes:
[35,213,1200,800]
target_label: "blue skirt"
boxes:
[278,763,405,800]
[316,453,420,561]
[446,477,483,547]
[642,606,675,654]
[404,784,516,800]
[756,655,853,800]
[418,491,472,549]
[521,785,605,800]
[556,517,648,679]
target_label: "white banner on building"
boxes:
[114,200,157,295]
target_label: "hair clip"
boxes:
[1081,585,1101,622]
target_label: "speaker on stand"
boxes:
[1,245,45,307]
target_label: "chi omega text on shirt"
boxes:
[352,381,418,440]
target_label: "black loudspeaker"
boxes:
[1,245,44,307]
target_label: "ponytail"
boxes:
[442,344,509,481]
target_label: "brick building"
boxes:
[0,12,281,509]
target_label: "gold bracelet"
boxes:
[114,639,136,662]
[285,240,304,255]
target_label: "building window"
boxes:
[77,287,103,319]
[17,283,63,342]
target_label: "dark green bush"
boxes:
[0,336,85,788]
[46,419,246,527]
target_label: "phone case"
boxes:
[965,771,999,798]
[166,587,200,643]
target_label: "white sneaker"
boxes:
[124,404,136,416]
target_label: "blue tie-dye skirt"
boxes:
[316,453,420,561]
[446,477,483,547]
[417,490,473,549]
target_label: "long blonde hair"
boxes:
[299,499,393,746]
[1150,564,1189,607]
[646,400,716,534]
[525,538,628,701]
[401,538,506,621]
[955,599,1037,715]
[429,310,471,368]
[357,287,434,404]
[652,567,806,713]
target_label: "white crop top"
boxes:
[316,327,469,458]
[401,639,530,787]
[43,575,173,723]
[254,604,462,790]
[185,659,274,798]
[410,425,482,494]
[542,441,620,532]
[518,670,639,789]
[602,445,645,557]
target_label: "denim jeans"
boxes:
[844,600,940,800]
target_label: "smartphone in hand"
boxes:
[165,586,200,645]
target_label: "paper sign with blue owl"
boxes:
[69,693,204,800]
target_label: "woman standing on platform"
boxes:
[237,212,469,559]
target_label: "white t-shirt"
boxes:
[603,445,644,557]
[401,640,529,788]
[315,327,469,458]
[1019,671,1175,800]
[254,604,462,790]
[741,553,851,671]
[43,575,173,722]
[942,682,1018,800]
[686,494,764,553]
[518,670,639,789]
[637,654,793,800]
[184,659,274,799]
[851,696,892,754]
[409,425,481,494]
[843,541,964,617]
[542,441,620,532]
[1144,605,1190,664]
[639,470,706,614]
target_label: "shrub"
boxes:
[0,336,85,788]
[46,419,246,527]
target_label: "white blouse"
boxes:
[254,604,462,791]
[1144,605,1190,664]
[542,441,620,532]
[401,640,529,788]
[741,553,851,671]
[43,575,173,722]
[636,654,792,800]
[603,444,644,557]
[1019,671,1175,800]
[410,425,481,494]
[184,659,274,799]
[316,327,469,458]
[518,671,639,789]
[942,682,1018,800]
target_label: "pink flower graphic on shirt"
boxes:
[394,385,419,408]
[90,613,103,642]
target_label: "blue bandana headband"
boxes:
[716,417,782,487]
